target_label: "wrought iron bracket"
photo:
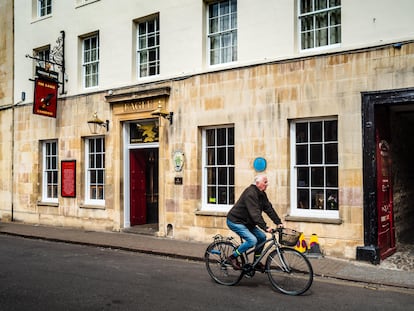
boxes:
[26,30,66,95]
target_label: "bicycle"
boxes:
[204,227,313,296]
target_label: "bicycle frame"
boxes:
[240,231,287,271]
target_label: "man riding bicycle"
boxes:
[226,174,283,272]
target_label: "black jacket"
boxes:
[227,184,282,231]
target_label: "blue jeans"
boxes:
[227,219,266,257]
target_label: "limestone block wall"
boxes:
[0,0,14,221]
[163,43,414,258]
[2,42,414,259]
[6,92,117,231]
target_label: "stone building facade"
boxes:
[1,0,414,262]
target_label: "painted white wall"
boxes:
[14,0,414,102]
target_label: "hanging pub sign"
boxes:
[33,77,58,118]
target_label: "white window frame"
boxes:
[42,140,58,203]
[85,137,105,206]
[137,15,160,78]
[207,0,237,66]
[201,125,235,212]
[289,118,339,219]
[298,0,341,51]
[82,34,99,88]
[37,0,52,17]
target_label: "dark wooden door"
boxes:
[375,108,396,259]
[130,150,146,225]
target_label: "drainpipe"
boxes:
[11,92,26,222]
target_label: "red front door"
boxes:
[375,109,396,259]
[130,150,146,225]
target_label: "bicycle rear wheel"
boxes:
[266,247,313,295]
[204,241,244,286]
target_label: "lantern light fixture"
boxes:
[151,104,173,125]
[87,112,109,134]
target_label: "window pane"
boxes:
[311,167,324,187]
[297,167,309,187]
[218,187,227,204]
[310,144,322,164]
[217,147,226,165]
[297,189,309,209]
[228,147,234,165]
[229,167,234,185]
[217,128,226,145]
[206,129,215,146]
[207,167,216,184]
[310,122,322,142]
[311,190,324,209]
[330,25,341,44]
[207,148,215,165]
[296,123,308,142]
[228,127,234,145]
[218,167,227,185]
[301,0,313,14]
[296,145,308,165]
[324,120,337,141]
[316,29,328,46]
[325,143,338,163]
[229,186,235,204]
[316,13,328,28]
[207,186,217,203]
[326,167,338,187]
[327,190,338,210]
[316,0,327,11]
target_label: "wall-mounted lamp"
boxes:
[87,112,109,134]
[151,104,173,125]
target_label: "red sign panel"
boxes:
[33,78,58,118]
[61,160,76,198]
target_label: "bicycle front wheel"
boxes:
[204,241,244,286]
[266,247,313,295]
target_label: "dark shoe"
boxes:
[255,262,266,273]
[225,255,241,270]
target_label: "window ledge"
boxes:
[285,215,342,225]
[37,201,58,208]
[80,204,105,210]
[195,210,227,217]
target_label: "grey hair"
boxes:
[254,174,267,183]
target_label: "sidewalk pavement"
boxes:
[1,221,413,290]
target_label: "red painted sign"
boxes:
[33,78,58,118]
[61,160,76,197]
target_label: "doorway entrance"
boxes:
[124,120,159,231]
[129,148,159,226]
[359,88,414,263]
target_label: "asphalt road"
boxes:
[0,235,413,311]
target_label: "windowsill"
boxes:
[75,0,100,9]
[37,201,58,207]
[285,215,342,225]
[80,204,106,210]
[195,210,227,217]
[31,14,52,24]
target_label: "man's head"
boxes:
[254,174,268,191]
